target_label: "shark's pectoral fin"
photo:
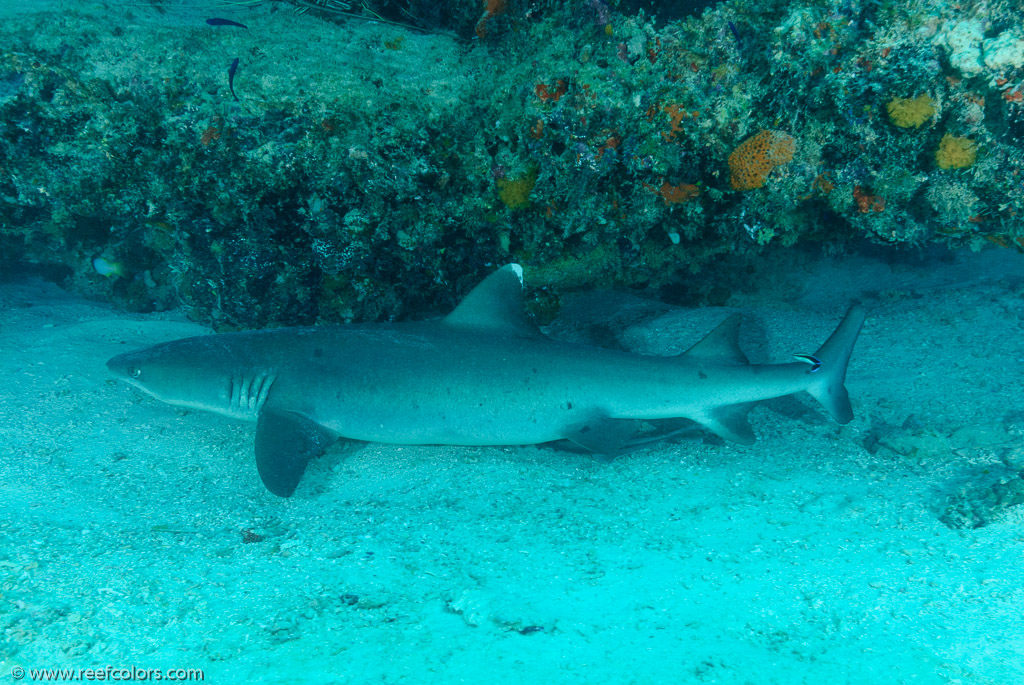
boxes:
[693,403,757,445]
[563,417,646,461]
[255,409,338,497]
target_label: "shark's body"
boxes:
[107,264,866,497]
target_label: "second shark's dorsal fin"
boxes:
[442,264,543,338]
[682,314,749,365]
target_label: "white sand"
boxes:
[1,247,1022,684]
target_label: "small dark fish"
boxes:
[228,57,240,101]
[727,21,742,48]
[206,18,248,29]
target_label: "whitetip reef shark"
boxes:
[107,264,866,497]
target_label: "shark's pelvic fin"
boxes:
[442,263,543,338]
[562,415,648,461]
[255,409,338,497]
[682,314,750,365]
[806,303,868,424]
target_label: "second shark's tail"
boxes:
[805,303,867,424]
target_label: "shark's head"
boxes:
[107,336,270,418]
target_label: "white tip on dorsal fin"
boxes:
[442,264,542,338]
[681,314,750,365]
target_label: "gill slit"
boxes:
[229,371,277,415]
[253,372,277,413]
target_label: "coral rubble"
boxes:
[1,0,1021,326]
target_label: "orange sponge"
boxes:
[728,130,796,190]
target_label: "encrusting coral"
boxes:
[886,94,936,128]
[935,134,977,169]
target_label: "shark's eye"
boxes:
[130,367,142,379]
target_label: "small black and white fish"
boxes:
[793,353,822,373]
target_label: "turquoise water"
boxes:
[2,1,1023,683]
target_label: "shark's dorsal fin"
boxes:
[682,314,749,365]
[442,264,543,338]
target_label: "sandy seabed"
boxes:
[1,247,1022,684]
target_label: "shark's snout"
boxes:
[106,351,133,378]
[106,349,153,385]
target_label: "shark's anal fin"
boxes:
[694,403,757,445]
[255,409,338,497]
[681,314,756,444]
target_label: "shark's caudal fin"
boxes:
[677,305,867,443]
[805,303,867,424]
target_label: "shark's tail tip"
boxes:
[808,303,867,424]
